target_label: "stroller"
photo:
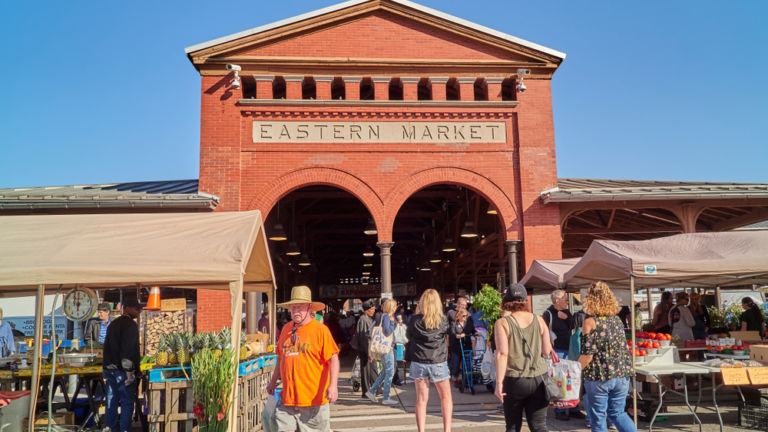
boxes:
[458,328,494,394]
[351,355,361,392]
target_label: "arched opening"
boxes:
[360,77,375,100]
[501,77,516,101]
[417,78,432,100]
[388,78,403,100]
[331,77,346,100]
[391,185,507,297]
[272,76,286,99]
[302,76,316,100]
[241,75,256,99]
[473,78,488,101]
[446,78,460,101]
[265,185,379,310]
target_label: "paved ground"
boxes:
[330,354,751,431]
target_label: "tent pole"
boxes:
[630,275,637,427]
[228,279,244,432]
[28,284,44,432]
[246,292,258,334]
[715,286,722,311]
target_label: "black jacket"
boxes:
[448,316,475,353]
[103,315,140,372]
[405,314,449,364]
[542,305,574,351]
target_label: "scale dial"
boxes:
[63,287,98,322]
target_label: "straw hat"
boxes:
[278,285,325,312]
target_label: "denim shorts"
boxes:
[409,361,450,383]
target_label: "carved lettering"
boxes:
[252,121,505,143]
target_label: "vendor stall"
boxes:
[0,211,277,431]
[563,231,768,428]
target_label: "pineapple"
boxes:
[239,332,248,361]
[177,332,191,364]
[168,333,178,364]
[156,335,169,366]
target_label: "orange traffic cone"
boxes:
[146,286,162,310]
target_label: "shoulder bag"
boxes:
[507,315,561,402]
[368,315,394,359]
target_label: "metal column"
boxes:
[378,242,394,299]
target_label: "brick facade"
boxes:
[191,2,564,332]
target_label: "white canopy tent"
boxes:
[0,210,277,431]
[519,258,580,292]
[562,230,768,426]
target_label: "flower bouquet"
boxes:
[191,346,237,432]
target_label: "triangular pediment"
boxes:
[187,0,564,74]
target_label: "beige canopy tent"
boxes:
[519,258,580,292]
[0,210,277,431]
[562,230,768,426]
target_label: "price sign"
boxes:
[747,368,768,385]
[721,368,750,386]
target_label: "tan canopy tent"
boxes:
[564,231,768,290]
[519,258,580,292]
[0,210,277,431]
[562,230,768,426]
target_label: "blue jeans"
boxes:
[368,348,395,399]
[104,369,137,432]
[554,349,581,415]
[584,377,636,432]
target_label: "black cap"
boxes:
[503,283,528,303]
[122,298,144,310]
[97,302,110,311]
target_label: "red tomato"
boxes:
[649,332,657,339]
[652,342,660,348]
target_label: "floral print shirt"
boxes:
[581,315,632,381]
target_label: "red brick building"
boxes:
[185,0,568,330]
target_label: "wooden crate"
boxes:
[147,380,195,432]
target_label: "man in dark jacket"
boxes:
[352,299,378,397]
[543,289,584,421]
[103,298,142,432]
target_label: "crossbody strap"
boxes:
[506,315,536,374]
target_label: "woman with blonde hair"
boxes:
[406,289,452,432]
[578,281,635,432]
[365,298,399,405]
[494,283,552,432]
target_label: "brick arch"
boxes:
[245,167,386,232]
[384,167,518,241]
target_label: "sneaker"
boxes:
[555,412,570,421]
[607,422,618,430]
[585,420,591,429]
[381,398,399,406]
[365,390,377,403]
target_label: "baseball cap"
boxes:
[503,283,528,303]
[122,298,144,310]
[97,302,110,311]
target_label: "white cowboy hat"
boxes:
[278,285,326,312]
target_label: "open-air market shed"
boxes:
[0,210,277,431]
[519,258,580,292]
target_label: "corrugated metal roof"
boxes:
[0,180,219,210]
[542,178,768,203]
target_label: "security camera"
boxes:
[517,68,531,76]
[226,64,242,72]
[517,81,527,93]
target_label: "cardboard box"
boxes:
[23,411,75,428]
[160,298,187,311]
[730,330,762,343]
[750,345,768,363]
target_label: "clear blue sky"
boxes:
[1,0,766,188]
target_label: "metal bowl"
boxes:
[58,353,98,367]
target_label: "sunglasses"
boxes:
[291,327,298,345]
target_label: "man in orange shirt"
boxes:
[267,285,340,432]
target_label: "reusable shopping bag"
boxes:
[368,316,394,359]
[545,357,582,409]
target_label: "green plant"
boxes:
[191,347,237,432]
[473,283,502,336]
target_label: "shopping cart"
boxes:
[458,337,493,394]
